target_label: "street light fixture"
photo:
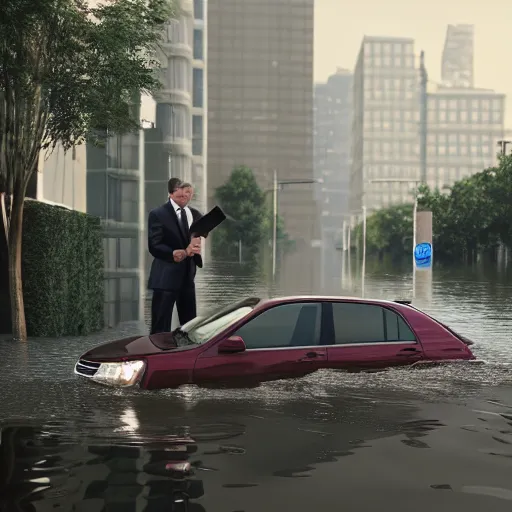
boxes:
[270,170,320,280]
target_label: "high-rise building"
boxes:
[314,68,352,239]
[146,1,195,210]
[145,0,207,214]
[142,0,207,326]
[441,24,474,89]
[36,144,87,212]
[207,0,319,289]
[86,126,142,328]
[350,36,420,218]
[427,87,505,189]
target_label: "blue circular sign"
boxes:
[414,242,432,268]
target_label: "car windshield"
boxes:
[176,297,260,345]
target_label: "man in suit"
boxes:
[147,178,203,334]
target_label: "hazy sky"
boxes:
[315,0,512,127]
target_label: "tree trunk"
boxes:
[7,197,27,341]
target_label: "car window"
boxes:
[330,303,416,344]
[234,303,321,349]
[186,307,253,344]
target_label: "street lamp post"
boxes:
[269,172,320,280]
[272,169,278,279]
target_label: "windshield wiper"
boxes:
[173,329,194,347]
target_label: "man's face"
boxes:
[183,186,193,202]
[170,188,188,208]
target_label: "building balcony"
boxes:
[161,137,193,157]
[105,167,139,179]
[153,89,192,108]
[159,41,193,60]
[101,219,139,238]
[181,0,193,15]
[104,268,141,280]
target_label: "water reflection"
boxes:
[0,388,424,511]
[2,257,512,509]
[3,384,512,510]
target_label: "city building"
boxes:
[314,68,352,240]
[145,0,207,214]
[350,36,420,218]
[207,0,319,290]
[36,143,87,212]
[441,24,474,88]
[427,24,505,189]
[427,87,505,189]
[142,0,207,325]
[86,125,143,328]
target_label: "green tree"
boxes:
[0,0,176,340]
[354,204,413,261]
[353,155,512,265]
[212,166,267,262]
[212,165,293,265]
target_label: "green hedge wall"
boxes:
[22,200,104,337]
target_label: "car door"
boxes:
[194,302,327,386]
[324,301,423,371]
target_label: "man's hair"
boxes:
[179,182,193,189]
[168,177,182,194]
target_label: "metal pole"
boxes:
[347,215,351,255]
[138,128,146,323]
[412,194,417,298]
[342,220,347,251]
[238,239,242,264]
[362,206,366,298]
[272,169,277,280]
[419,51,428,184]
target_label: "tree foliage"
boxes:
[353,204,413,261]
[0,0,175,339]
[355,155,512,264]
[212,166,292,264]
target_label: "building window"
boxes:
[119,238,137,269]
[193,29,203,60]
[194,0,203,20]
[192,115,203,155]
[193,68,203,108]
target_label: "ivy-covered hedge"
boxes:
[22,200,104,337]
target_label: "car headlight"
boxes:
[93,360,146,387]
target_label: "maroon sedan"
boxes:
[74,296,476,390]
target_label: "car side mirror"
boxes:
[218,336,246,354]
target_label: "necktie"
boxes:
[179,208,189,240]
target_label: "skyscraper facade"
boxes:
[207,0,319,290]
[314,68,352,240]
[441,24,474,89]
[427,88,505,189]
[350,36,420,218]
[86,128,142,328]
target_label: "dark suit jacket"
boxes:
[147,202,203,291]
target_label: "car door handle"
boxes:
[302,351,325,359]
[397,347,421,355]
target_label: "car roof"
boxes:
[255,295,413,310]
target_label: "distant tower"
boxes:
[441,24,474,88]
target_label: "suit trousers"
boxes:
[150,283,197,335]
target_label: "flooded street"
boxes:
[2,256,512,511]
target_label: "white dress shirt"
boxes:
[170,198,193,229]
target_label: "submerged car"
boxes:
[74,296,476,390]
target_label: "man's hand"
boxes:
[173,249,187,263]
[186,237,202,257]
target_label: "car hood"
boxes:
[80,334,178,361]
